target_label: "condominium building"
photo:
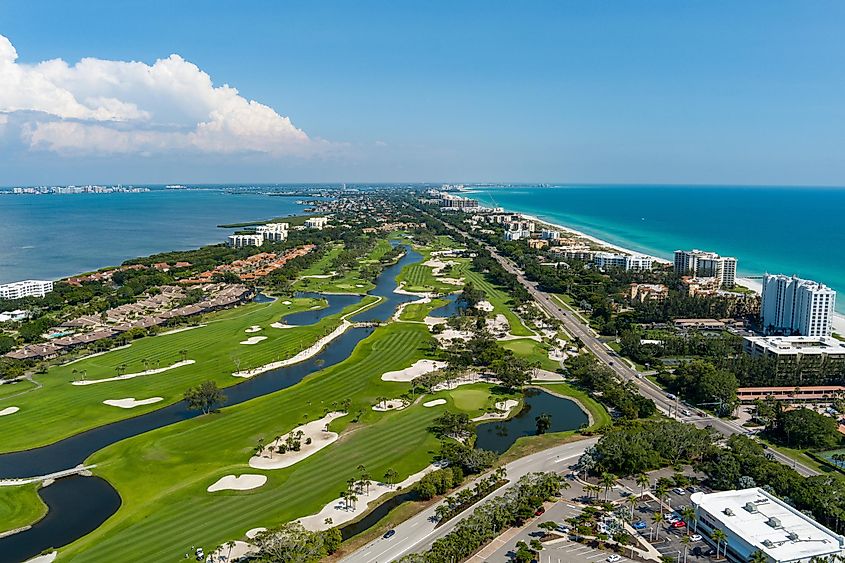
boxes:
[304,217,329,230]
[761,274,836,337]
[541,229,561,240]
[255,222,289,242]
[503,220,535,241]
[438,193,479,210]
[674,249,737,288]
[0,280,54,300]
[593,252,653,271]
[227,234,264,248]
[690,488,845,563]
[743,335,845,378]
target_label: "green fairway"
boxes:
[0,483,47,535]
[500,338,561,372]
[448,387,494,412]
[293,240,395,294]
[56,321,453,561]
[0,296,374,453]
[463,269,535,337]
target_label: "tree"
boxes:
[652,511,665,542]
[183,380,226,414]
[636,473,650,496]
[384,468,399,488]
[680,534,691,563]
[600,472,617,502]
[711,528,728,560]
[777,408,840,449]
[535,413,552,435]
[681,505,697,532]
[749,550,768,563]
[253,522,327,562]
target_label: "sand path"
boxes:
[72,360,195,386]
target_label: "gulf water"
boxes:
[469,185,845,312]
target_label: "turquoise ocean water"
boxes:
[0,189,307,283]
[469,185,845,312]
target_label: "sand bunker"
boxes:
[245,527,267,539]
[423,399,447,407]
[207,474,267,492]
[240,336,267,345]
[473,399,519,422]
[72,360,195,386]
[282,300,292,305]
[270,322,295,329]
[0,406,20,416]
[372,399,408,412]
[24,552,57,563]
[299,462,446,531]
[250,412,347,470]
[234,322,350,378]
[245,325,262,333]
[476,300,495,312]
[208,540,257,562]
[381,359,447,382]
[103,397,163,409]
[437,277,465,286]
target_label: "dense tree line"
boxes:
[565,354,656,419]
[251,522,341,562]
[656,360,739,414]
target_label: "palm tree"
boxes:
[600,472,617,502]
[226,540,236,560]
[340,490,349,510]
[652,511,665,542]
[655,482,670,511]
[384,468,398,488]
[627,495,639,520]
[636,473,650,496]
[681,505,697,532]
[680,535,691,563]
[434,504,450,521]
[348,493,358,510]
[711,528,728,560]
[362,473,372,495]
[749,550,768,563]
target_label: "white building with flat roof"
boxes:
[593,252,653,272]
[227,234,264,248]
[674,249,737,288]
[761,274,835,337]
[691,488,845,563]
[0,280,54,300]
[304,217,329,230]
[255,222,289,242]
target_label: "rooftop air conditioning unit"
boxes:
[787,532,799,541]
[744,502,759,513]
[724,508,735,516]
[762,540,775,548]
[767,517,782,529]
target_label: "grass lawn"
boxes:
[0,483,47,534]
[463,269,534,337]
[0,379,38,400]
[449,387,494,412]
[500,338,560,372]
[0,296,373,453]
[398,297,449,322]
[52,320,483,561]
[293,240,395,295]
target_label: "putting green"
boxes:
[0,483,47,535]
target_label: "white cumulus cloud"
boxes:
[0,34,317,156]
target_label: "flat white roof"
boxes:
[692,488,844,561]
[744,336,845,355]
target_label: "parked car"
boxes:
[672,487,686,495]
[383,529,396,539]
[667,393,677,400]
[690,534,703,542]
[607,556,622,563]
[686,485,699,493]
[633,520,648,530]
[665,513,680,522]
[556,525,571,534]
[534,506,546,516]
[671,520,687,528]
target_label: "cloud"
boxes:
[0,34,317,156]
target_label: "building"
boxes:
[255,222,289,242]
[541,229,561,240]
[593,252,653,271]
[743,335,845,377]
[690,488,845,563]
[629,283,669,303]
[0,309,29,322]
[527,239,548,250]
[227,234,264,248]
[304,217,329,230]
[674,249,737,288]
[503,220,534,241]
[0,280,54,300]
[736,385,845,404]
[438,193,479,210]
[761,274,836,337]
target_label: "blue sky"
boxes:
[0,1,843,185]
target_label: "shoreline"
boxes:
[515,213,845,335]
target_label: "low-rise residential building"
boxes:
[0,309,30,322]
[691,488,845,562]
[227,234,264,248]
[743,335,845,377]
[527,239,548,250]
[629,283,669,303]
[304,216,329,229]
[593,252,653,271]
[0,280,54,300]
[503,220,534,241]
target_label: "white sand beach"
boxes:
[103,397,163,409]
[381,359,447,382]
[207,474,267,492]
[249,412,347,470]
[72,359,195,386]
[0,406,20,416]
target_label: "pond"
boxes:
[474,388,589,454]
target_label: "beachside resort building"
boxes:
[742,335,845,378]
[255,222,289,242]
[0,280,54,300]
[629,283,669,303]
[541,229,561,240]
[690,488,845,562]
[761,274,835,337]
[304,217,329,229]
[503,219,535,241]
[228,234,264,248]
[438,193,480,211]
[674,249,737,288]
[593,252,653,272]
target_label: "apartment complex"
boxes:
[255,222,289,242]
[0,280,54,300]
[593,252,653,272]
[304,216,329,229]
[438,193,480,210]
[761,274,835,337]
[674,249,737,288]
[503,220,535,241]
[743,335,845,378]
[228,234,264,248]
[690,488,845,562]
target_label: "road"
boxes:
[340,438,597,563]
[439,217,818,478]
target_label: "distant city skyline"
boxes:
[1,1,844,185]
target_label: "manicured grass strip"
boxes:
[0,483,47,534]
[463,269,534,337]
[500,338,561,372]
[0,296,368,453]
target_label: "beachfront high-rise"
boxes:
[761,274,835,337]
[674,249,737,288]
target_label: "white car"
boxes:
[690,534,703,542]
[665,513,680,522]
[607,555,622,562]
